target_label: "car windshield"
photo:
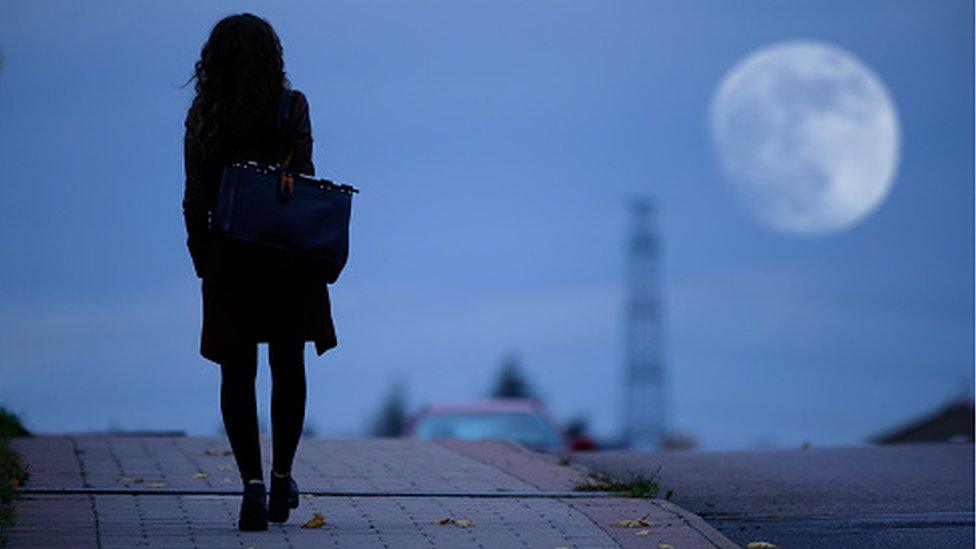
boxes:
[414,412,559,447]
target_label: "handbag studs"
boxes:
[229,160,359,196]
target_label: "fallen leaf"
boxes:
[8,477,20,488]
[434,517,475,528]
[145,482,167,489]
[635,529,650,536]
[747,543,779,549]
[658,545,674,549]
[302,512,326,529]
[217,464,234,471]
[204,449,232,456]
[118,476,143,484]
[192,472,208,480]
[300,493,315,500]
[222,477,233,483]
[612,518,652,528]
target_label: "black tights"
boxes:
[219,341,307,485]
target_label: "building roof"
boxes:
[872,395,974,444]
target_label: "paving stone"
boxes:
[15,436,538,494]
[8,436,735,548]
[10,435,85,489]
[8,494,619,548]
[436,439,593,491]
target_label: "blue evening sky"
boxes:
[0,0,971,449]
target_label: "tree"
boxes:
[564,415,589,439]
[370,377,408,437]
[564,414,596,451]
[490,353,535,400]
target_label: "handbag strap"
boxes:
[276,90,296,169]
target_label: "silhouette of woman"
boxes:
[181,13,337,531]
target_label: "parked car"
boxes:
[404,398,594,453]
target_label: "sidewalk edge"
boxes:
[438,440,740,548]
[653,499,740,549]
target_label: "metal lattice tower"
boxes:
[623,198,666,450]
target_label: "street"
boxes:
[575,443,975,548]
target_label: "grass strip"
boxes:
[0,408,29,546]
[573,466,672,500]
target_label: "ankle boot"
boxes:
[238,482,268,531]
[268,472,300,523]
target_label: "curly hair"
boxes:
[185,13,290,161]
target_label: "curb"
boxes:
[653,499,740,549]
[439,439,740,548]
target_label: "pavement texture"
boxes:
[8,436,736,548]
[576,443,975,549]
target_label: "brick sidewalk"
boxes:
[9,435,736,548]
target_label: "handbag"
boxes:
[214,91,359,284]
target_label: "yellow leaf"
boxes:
[145,482,167,489]
[118,476,143,484]
[747,543,779,549]
[204,449,232,456]
[434,517,475,528]
[302,512,326,529]
[192,472,208,480]
[612,518,652,528]
[658,545,674,549]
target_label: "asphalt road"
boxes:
[574,443,974,548]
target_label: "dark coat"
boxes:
[182,89,337,364]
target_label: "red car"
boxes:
[404,398,594,453]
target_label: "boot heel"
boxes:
[269,474,299,524]
[268,503,290,523]
[238,483,268,531]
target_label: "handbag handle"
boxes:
[276,91,297,201]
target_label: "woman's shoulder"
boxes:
[289,88,310,112]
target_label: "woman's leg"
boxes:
[218,343,263,484]
[268,340,307,475]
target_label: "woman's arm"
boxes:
[289,91,315,176]
[182,114,211,279]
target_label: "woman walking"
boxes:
[181,13,337,531]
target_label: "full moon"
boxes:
[709,40,901,235]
